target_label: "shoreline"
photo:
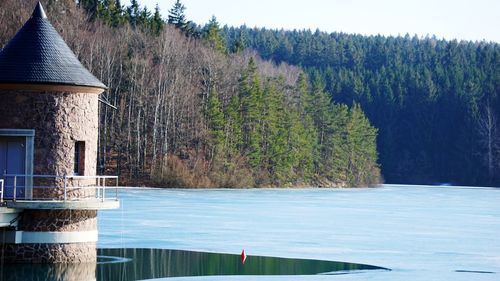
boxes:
[114,184,498,190]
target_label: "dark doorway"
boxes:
[0,137,26,199]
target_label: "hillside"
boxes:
[222,27,500,186]
[0,0,381,187]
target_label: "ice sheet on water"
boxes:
[98,185,500,280]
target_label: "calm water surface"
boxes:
[1,248,384,280]
[97,185,500,280]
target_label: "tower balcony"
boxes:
[0,175,120,210]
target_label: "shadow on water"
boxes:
[0,248,389,281]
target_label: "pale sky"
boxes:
[124,0,500,43]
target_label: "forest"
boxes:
[0,0,380,188]
[222,27,499,186]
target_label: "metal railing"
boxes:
[0,179,4,203]
[1,174,118,202]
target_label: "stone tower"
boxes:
[0,2,118,263]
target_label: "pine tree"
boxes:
[204,16,227,54]
[184,21,202,38]
[126,0,140,27]
[293,73,320,181]
[296,114,318,180]
[307,72,335,175]
[240,58,263,169]
[206,87,225,160]
[95,0,108,22]
[295,73,309,112]
[231,29,247,54]
[225,94,243,158]
[308,72,332,145]
[138,7,151,26]
[261,80,286,182]
[108,0,125,27]
[328,104,350,183]
[346,103,379,185]
[150,4,164,35]
[167,0,187,31]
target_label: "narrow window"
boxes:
[74,141,85,175]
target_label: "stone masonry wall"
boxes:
[18,210,97,232]
[1,243,96,263]
[0,90,99,199]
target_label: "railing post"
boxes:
[0,179,3,203]
[63,175,67,201]
[97,177,101,199]
[13,176,17,202]
[102,177,106,202]
[115,177,118,201]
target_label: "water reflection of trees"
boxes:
[1,248,386,281]
[96,248,385,280]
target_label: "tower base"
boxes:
[1,242,96,263]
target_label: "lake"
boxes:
[95,185,500,280]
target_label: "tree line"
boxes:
[0,0,380,187]
[221,26,500,186]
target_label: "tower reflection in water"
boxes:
[1,262,96,281]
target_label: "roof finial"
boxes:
[32,1,47,19]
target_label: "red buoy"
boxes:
[241,249,247,264]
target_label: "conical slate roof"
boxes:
[0,2,106,90]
